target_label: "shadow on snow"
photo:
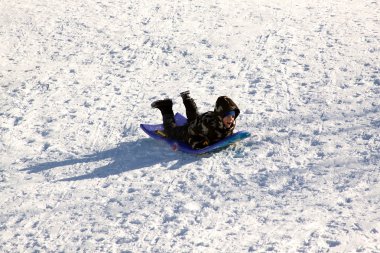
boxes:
[21,138,200,181]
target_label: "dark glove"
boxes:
[190,136,209,149]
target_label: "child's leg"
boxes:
[165,125,188,140]
[162,114,188,141]
[151,99,175,129]
[152,99,187,140]
[180,91,199,122]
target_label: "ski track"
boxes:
[1,0,379,252]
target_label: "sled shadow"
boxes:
[21,138,200,181]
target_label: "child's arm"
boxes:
[188,135,209,149]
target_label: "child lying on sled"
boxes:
[151,91,240,150]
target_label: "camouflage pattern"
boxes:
[185,96,240,149]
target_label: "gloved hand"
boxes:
[190,136,209,149]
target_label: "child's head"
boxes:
[223,110,236,129]
[214,96,240,129]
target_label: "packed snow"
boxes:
[1,0,379,252]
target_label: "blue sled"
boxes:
[140,113,251,154]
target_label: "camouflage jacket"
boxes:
[186,96,240,149]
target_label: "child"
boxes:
[151,91,240,149]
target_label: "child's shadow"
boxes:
[21,138,200,181]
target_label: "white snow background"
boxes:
[1,0,379,252]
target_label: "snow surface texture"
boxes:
[0,0,379,252]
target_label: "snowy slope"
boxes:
[1,0,379,252]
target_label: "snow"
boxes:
[1,0,379,252]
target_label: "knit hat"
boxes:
[224,110,236,117]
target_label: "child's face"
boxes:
[223,115,235,129]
